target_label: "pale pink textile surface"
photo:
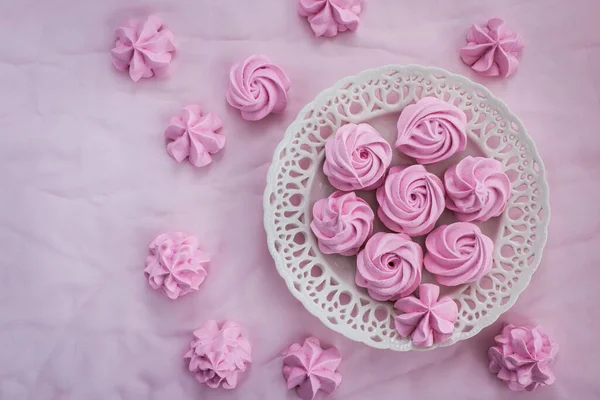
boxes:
[1,1,599,399]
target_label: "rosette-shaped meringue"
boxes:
[164,105,225,168]
[310,191,374,256]
[324,123,392,191]
[184,320,252,389]
[488,324,558,391]
[395,97,467,164]
[376,165,445,237]
[144,232,209,300]
[226,55,291,121]
[445,156,511,222]
[355,233,423,301]
[111,15,176,82]
[298,0,364,38]
[394,283,458,348]
[282,336,342,400]
[424,222,494,286]
[460,18,524,78]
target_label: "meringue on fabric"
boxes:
[356,232,423,301]
[376,164,445,237]
[394,283,458,348]
[298,0,364,38]
[164,105,225,168]
[424,222,494,286]
[111,15,176,82]
[226,55,291,121]
[460,18,524,78]
[324,123,392,191]
[144,232,209,300]
[488,324,558,391]
[310,191,374,256]
[184,320,252,389]
[395,97,467,164]
[282,336,342,400]
[445,156,511,222]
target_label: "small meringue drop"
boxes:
[226,55,291,121]
[488,324,558,391]
[395,97,468,164]
[184,320,252,389]
[282,336,342,400]
[298,0,364,38]
[324,123,392,191]
[111,15,176,82]
[310,191,374,256]
[460,18,524,78]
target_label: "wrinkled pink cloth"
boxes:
[184,320,252,390]
[376,164,445,236]
[424,222,494,286]
[4,1,600,399]
[488,324,558,392]
[394,284,458,348]
[324,123,392,191]
[355,232,423,301]
[111,15,176,82]
[460,18,524,78]
[298,0,364,37]
[164,105,225,168]
[395,97,467,165]
[445,156,511,222]
[226,55,291,121]
[282,336,342,400]
[144,232,210,300]
[310,191,374,256]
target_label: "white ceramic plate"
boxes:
[264,65,550,351]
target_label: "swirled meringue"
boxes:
[394,283,458,348]
[395,97,467,164]
[488,324,558,392]
[445,156,511,222]
[324,123,392,191]
[282,336,342,400]
[460,18,524,78]
[226,55,291,121]
[356,232,423,301]
[144,232,209,300]
[111,15,176,82]
[376,165,445,237]
[164,105,225,168]
[310,191,374,256]
[298,0,364,38]
[184,320,252,389]
[424,222,494,286]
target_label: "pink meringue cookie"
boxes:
[356,232,423,301]
[164,105,225,168]
[424,222,494,286]
[111,15,176,82]
[184,320,252,389]
[298,0,364,38]
[376,164,445,237]
[488,324,558,391]
[324,123,392,191]
[310,191,374,256]
[144,232,209,300]
[460,18,524,78]
[226,55,291,121]
[395,97,468,164]
[445,156,511,222]
[282,336,342,400]
[394,283,458,348]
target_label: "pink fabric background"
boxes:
[1,0,599,399]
